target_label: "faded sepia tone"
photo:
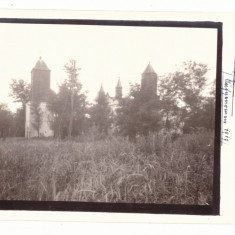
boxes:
[0,21,217,205]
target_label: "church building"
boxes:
[98,62,158,113]
[25,57,54,138]
[25,60,158,138]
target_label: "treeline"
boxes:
[0,60,215,139]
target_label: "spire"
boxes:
[116,77,122,88]
[97,83,107,104]
[98,83,105,98]
[115,78,122,99]
[142,62,156,74]
[99,83,104,94]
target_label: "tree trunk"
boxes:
[68,88,74,137]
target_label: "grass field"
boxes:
[0,131,214,204]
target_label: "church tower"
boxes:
[115,78,122,99]
[96,84,109,105]
[25,57,54,138]
[99,84,105,95]
[31,57,51,102]
[141,62,158,97]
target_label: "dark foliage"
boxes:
[0,103,13,138]
[89,86,113,134]
[48,81,89,138]
[160,61,215,133]
[116,83,162,139]
[8,79,31,137]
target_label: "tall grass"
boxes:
[0,131,214,204]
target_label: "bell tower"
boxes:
[115,78,122,99]
[141,62,157,97]
[25,57,54,138]
[31,57,51,102]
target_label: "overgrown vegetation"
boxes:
[0,130,213,204]
[0,60,215,204]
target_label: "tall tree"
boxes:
[48,60,88,138]
[160,61,215,133]
[160,73,184,130]
[64,59,81,137]
[9,79,30,109]
[90,86,113,135]
[8,79,31,136]
[116,83,162,139]
[13,108,26,137]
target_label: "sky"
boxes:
[0,22,217,111]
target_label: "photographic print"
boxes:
[0,19,221,215]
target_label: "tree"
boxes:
[12,108,26,137]
[116,83,162,139]
[0,103,13,138]
[89,86,113,135]
[183,93,215,133]
[48,60,89,138]
[160,61,215,133]
[64,59,81,137]
[159,75,181,130]
[9,79,30,109]
[8,79,31,136]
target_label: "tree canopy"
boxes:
[160,61,215,133]
[116,83,162,139]
[9,79,30,108]
[8,79,31,137]
[48,59,89,138]
[89,86,113,135]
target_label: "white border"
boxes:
[0,8,234,227]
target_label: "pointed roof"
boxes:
[116,78,122,88]
[99,84,105,94]
[33,57,50,71]
[142,62,156,74]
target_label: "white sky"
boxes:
[0,22,217,111]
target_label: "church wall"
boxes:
[31,70,51,102]
[141,73,158,96]
[25,102,31,138]
[25,102,54,138]
[38,102,54,137]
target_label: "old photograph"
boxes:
[0,19,221,214]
